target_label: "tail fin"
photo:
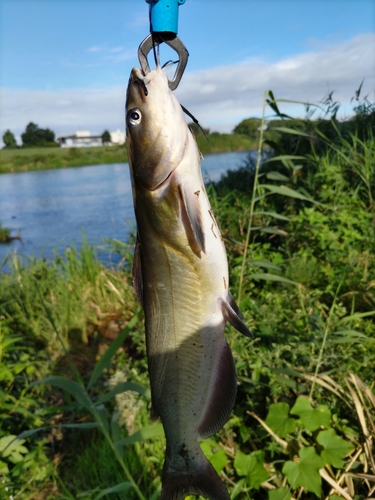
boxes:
[161,449,230,500]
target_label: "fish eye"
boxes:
[127,108,142,127]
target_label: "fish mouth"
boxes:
[131,68,150,97]
[134,77,148,97]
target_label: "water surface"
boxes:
[0,150,252,265]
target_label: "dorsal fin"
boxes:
[222,292,253,338]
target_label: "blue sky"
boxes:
[1,0,374,143]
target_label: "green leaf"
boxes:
[88,310,142,389]
[264,155,306,163]
[0,435,27,458]
[1,335,23,351]
[249,273,298,286]
[266,91,281,115]
[265,402,297,438]
[17,423,100,441]
[230,478,246,499]
[210,449,228,475]
[111,413,122,445]
[266,171,290,182]
[35,376,92,411]
[201,440,228,474]
[115,422,164,447]
[336,310,375,325]
[290,396,331,431]
[258,227,288,236]
[266,91,292,118]
[253,193,269,203]
[253,211,291,221]
[95,404,109,432]
[17,427,48,440]
[247,259,282,271]
[331,330,372,344]
[282,446,324,497]
[0,460,9,474]
[271,127,311,137]
[234,450,269,489]
[258,184,314,203]
[268,487,292,500]
[96,381,150,405]
[317,429,354,468]
[93,482,132,500]
[58,423,100,429]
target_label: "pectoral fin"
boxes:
[222,291,253,338]
[132,234,144,308]
[179,184,206,255]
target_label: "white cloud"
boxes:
[174,33,375,131]
[1,33,374,143]
[87,46,104,53]
[125,12,149,29]
[0,86,127,141]
[110,46,125,53]
[105,49,137,63]
[85,45,137,65]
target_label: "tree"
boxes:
[21,122,56,147]
[233,118,262,139]
[2,129,17,148]
[101,130,111,145]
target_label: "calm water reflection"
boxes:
[0,150,252,265]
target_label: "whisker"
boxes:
[181,105,210,145]
[162,59,178,69]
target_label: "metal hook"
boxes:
[138,34,189,91]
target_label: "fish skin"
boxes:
[125,66,251,500]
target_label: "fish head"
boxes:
[126,66,188,191]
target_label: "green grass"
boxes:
[0,145,129,174]
[1,98,375,499]
[0,223,12,242]
[195,132,257,154]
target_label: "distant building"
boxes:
[57,129,125,147]
[57,131,102,148]
[110,129,125,145]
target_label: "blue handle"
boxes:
[146,0,186,34]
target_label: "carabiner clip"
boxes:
[138,33,189,91]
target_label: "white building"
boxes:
[57,131,102,148]
[57,129,126,147]
[110,129,125,145]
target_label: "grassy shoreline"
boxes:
[3,101,374,499]
[2,125,375,497]
[0,145,129,174]
[0,134,256,174]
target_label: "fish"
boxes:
[125,64,252,500]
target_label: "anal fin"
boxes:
[197,340,237,439]
[222,291,253,338]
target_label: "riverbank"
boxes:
[0,145,128,174]
[0,133,256,174]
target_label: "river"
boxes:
[0,150,253,266]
